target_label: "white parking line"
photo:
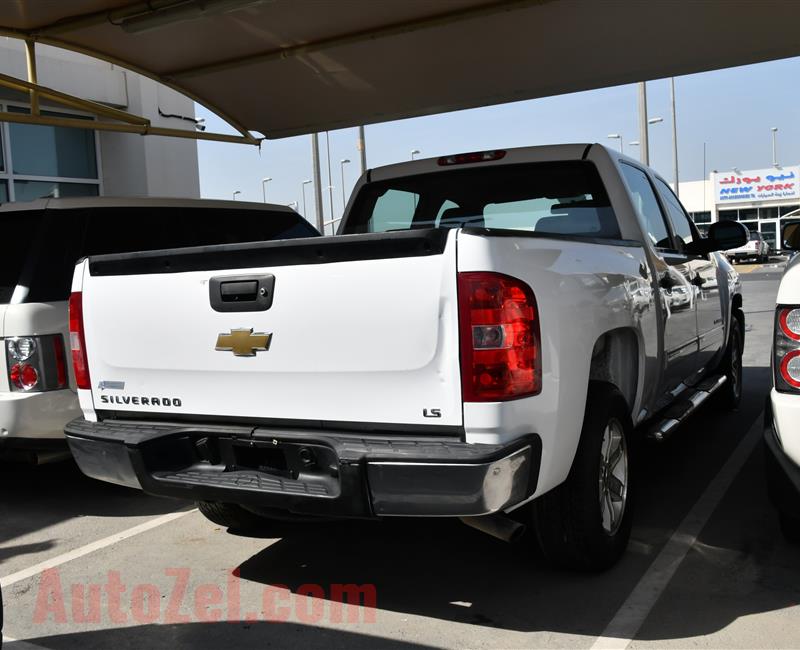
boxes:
[590,416,763,650]
[0,509,195,589]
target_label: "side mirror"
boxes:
[704,220,748,253]
[782,222,800,251]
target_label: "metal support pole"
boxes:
[325,132,335,234]
[24,40,39,115]
[637,82,649,166]
[311,133,324,233]
[670,78,679,196]
[772,128,778,167]
[357,125,367,174]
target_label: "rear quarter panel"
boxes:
[456,231,657,499]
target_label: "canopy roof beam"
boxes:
[0,70,260,145]
[0,108,260,144]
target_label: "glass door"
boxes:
[760,219,779,253]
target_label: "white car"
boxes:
[0,197,318,463]
[765,222,800,542]
[64,145,748,571]
[726,229,770,263]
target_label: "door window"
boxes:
[619,163,671,250]
[654,177,694,253]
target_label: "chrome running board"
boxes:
[647,375,727,442]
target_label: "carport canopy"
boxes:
[1,0,799,142]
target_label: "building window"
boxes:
[690,211,711,224]
[780,204,800,217]
[0,103,101,203]
[719,209,738,221]
[759,207,779,220]
[739,208,758,221]
[739,220,758,233]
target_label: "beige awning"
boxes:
[1,0,798,140]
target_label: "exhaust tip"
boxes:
[460,514,526,543]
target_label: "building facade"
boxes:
[679,166,799,251]
[0,39,200,203]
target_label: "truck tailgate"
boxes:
[79,230,462,428]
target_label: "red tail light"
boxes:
[774,306,800,392]
[5,334,67,392]
[69,292,91,390]
[458,272,541,401]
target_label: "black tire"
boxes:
[532,382,634,571]
[779,512,800,544]
[197,501,269,531]
[717,315,743,410]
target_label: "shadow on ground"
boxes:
[0,459,189,551]
[9,621,435,650]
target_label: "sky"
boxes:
[196,55,800,229]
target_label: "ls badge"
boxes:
[215,328,272,357]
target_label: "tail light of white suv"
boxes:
[4,334,68,392]
[774,306,800,392]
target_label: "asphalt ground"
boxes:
[1,260,797,650]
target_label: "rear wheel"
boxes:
[197,501,269,531]
[532,382,634,571]
[717,316,743,410]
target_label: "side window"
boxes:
[368,189,418,232]
[619,163,671,250]
[655,177,694,251]
[434,199,460,226]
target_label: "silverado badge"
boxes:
[215,328,272,357]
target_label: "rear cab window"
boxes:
[0,205,318,305]
[342,161,620,239]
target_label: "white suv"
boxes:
[0,197,318,463]
[766,221,800,541]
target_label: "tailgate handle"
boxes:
[209,274,275,312]
[220,280,258,302]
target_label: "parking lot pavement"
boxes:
[2,265,797,650]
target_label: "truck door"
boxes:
[620,163,699,394]
[654,177,724,374]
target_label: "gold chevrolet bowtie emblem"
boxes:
[215,328,272,357]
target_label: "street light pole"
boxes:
[411,149,420,160]
[670,78,679,197]
[311,134,324,232]
[340,158,351,211]
[325,132,335,231]
[637,81,649,165]
[772,127,779,166]
[232,190,241,201]
[607,134,623,153]
[357,125,367,174]
[301,179,312,218]
[261,177,272,203]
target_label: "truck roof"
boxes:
[367,142,642,183]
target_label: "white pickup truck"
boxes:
[65,144,748,570]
